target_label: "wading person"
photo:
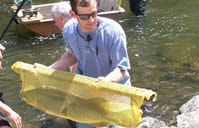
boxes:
[51,2,77,73]
[35,0,131,127]
[54,0,131,127]
[129,0,146,17]
[0,44,22,128]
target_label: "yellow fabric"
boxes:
[11,61,157,127]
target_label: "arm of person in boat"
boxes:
[0,44,5,70]
[96,67,125,83]
[0,101,22,128]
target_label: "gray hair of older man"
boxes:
[51,2,72,19]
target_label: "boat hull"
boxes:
[24,21,61,35]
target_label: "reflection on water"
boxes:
[1,0,199,127]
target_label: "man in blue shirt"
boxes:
[47,0,131,127]
[50,0,131,85]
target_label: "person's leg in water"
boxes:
[129,0,147,16]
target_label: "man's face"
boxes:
[52,14,69,31]
[52,15,62,30]
[75,0,98,32]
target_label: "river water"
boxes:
[0,0,199,127]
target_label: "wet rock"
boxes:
[136,95,199,128]
[141,102,153,113]
[180,95,199,113]
[173,95,199,128]
[176,111,199,128]
[136,116,167,128]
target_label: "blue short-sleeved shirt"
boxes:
[62,17,131,85]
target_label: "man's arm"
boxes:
[97,23,130,83]
[0,101,22,128]
[34,51,76,71]
[49,51,76,70]
[97,67,125,83]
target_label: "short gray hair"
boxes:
[51,2,71,19]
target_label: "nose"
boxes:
[88,15,95,23]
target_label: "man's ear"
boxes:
[60,16,65,21]
[70,10,76,18]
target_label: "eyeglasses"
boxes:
[76,12,97,20]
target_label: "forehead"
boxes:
[76,0,97,13]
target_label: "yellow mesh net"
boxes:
[11,61,157,127]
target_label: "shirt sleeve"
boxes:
[62,19,77,54]
[109,27,131,71]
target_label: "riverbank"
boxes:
[137,95,199,128]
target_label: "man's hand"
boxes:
[96,68,125,83]
[33,63,49,69]
[7,110,22,128]
[0,101,22,128]
[96,76,111,82]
